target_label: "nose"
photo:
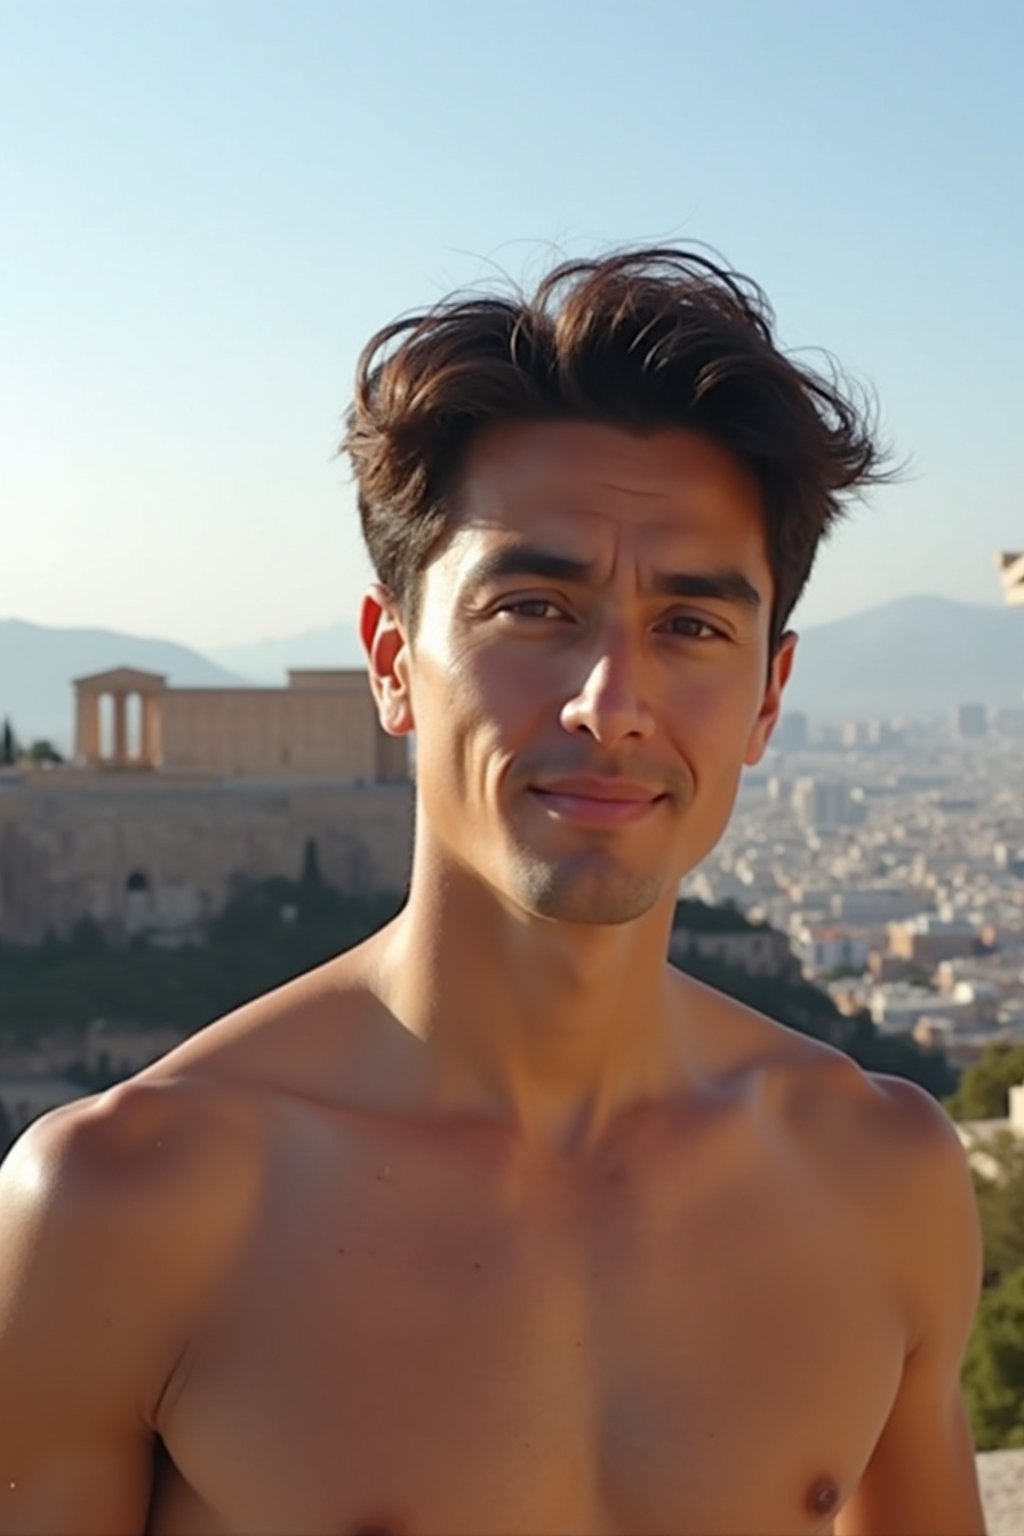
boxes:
[559,626,656,746]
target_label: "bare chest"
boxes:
[150,1114,906,1535]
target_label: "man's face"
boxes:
[378,420,794,926]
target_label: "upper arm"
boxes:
[0,1104,158,1535]
[835,1079,987,1536]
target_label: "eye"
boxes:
[660,614,723,640]
[498,598,566,621]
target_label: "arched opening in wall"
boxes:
[126,694,142,762]
[99,694,115,761]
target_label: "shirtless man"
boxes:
[0,248,986,1535]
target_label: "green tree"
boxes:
[300,836,323,892]
[672,898,762,934]
[26,739,64,765]
[0,717,18,766]
[298,836,328,919]
[963,1267,1024,1449]
[944,1041,1024,1122]
[969,1131,1024,1289]
[821,963,865,982]
[67,915,106,958]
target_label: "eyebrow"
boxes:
[464,543,762,608]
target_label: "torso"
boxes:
[134,961,913,1536]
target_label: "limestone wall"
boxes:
[159,681,390,779]
[0,771,413,943]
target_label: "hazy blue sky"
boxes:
[3,0,1022,649]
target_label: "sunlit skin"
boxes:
[364,420,795,1146]
[0,420,986,1536]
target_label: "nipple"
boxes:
[807,1475,840,1518]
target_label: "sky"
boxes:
[3,0,1022,651]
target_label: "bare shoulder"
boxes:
[0,1076,272,1527]
[1,1068,265,1221]
[678,968,978,1315]
[0,1073,266,1415]
[855,1070,982,1353]
[750,1021,982,1352]
[756,1013,974,1212]
[766,1027,962,1164]
[681,965,966,1173]
[1,1069,264,1345]
[774,1034,973,1202]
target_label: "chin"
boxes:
[510,854,666,927]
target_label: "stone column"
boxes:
[74,689,86,763]
[113,691,128,767]
[86,693,101,762]
[141,696,159,768]
[74,687,101,765]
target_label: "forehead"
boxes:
[446,419,769,573]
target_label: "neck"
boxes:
[370,841,687,1155]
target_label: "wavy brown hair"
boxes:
[342,246,891,647]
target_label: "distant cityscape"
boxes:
[685,703,1024,1072]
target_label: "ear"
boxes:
[360,584,415,737]
[744,630,798,766]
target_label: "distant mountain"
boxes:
[0,620,248,752]
[208,622,362,682]
[786,595,1024,718]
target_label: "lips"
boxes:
[531,777,662,804]
[528,779,666,827]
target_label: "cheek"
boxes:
[667,670,763,757]
[455,644,548,742]
[414,648,529,798]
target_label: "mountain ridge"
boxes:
[782,593,1023,718]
